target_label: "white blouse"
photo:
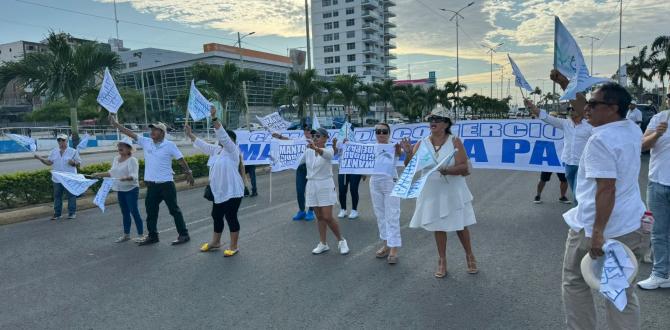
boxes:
[194,127,245,204]
[108,156,140,192]
[304,147,334,181]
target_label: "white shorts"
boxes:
[306,178,337,207]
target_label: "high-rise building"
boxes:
[311,0,396,83]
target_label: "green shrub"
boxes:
[0,154,211,210]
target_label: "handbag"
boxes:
[203,184,214,201]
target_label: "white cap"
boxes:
[631,100,637,105]
[56,134,68,140]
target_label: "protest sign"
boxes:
[406,150,456,199]
[187,80,213,121]
[93,178,114,212]
[270,139,307,172]
[391,152,419,198]
[338,143,396,175]
[51,171,98,196]
[257,112,291,132]
[6,133,37,152]
[97,68,124,113]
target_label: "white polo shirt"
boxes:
[48,147,81,183]
[539,110,593,166]
[626,108,643,124]
[137,136,184,182]
[563,119,645,238]
[647,111,670,186]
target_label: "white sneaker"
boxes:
[337,210,347,218]
[637,274,670,290]
[338,239,350,255]
[312,242,330,254]
[115,234,130,243]
[348,210,359,219]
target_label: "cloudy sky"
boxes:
[2,0,668,105]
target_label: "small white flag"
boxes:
[508,54,533,92]
[51,171,98,196]
[97,68,124,113]
[6,133,36,152]
[93,178,115,212]
[312,113,321,130]
[76,134,90,150]
[187,80,213,121]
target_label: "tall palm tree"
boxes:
[331,75,362,122]
[627,46,653,94]
[652,35,670,107]
[394,85,426,122]
[443,81,468,118]
[424,86,440,118]
[191,62,258,128]
[371,79,395,122]
[287,69,321,124]
[0,32,121,145]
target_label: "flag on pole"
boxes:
[554,17,590,79]
[508,54,533,92]
[51,171,98,196]
[6,133,37,152]
[76,133,90,150]
[312,112,321,130]
[338,121,356,142]
[97,68,124,113]
[93,178,115,212]
[560,54,610,101]
[187,80,213,121]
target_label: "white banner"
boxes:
[97,68,124,113]
[256,112,291,132]
[406,150,456,199]
[338,143,396,175]
[269,139,307,172]
[93,178,114,212]
[187,80,212,121]
[6,133,37,152]
[51,171,98,196]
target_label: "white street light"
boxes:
[440,2,475,100]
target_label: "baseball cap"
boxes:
[56,134,68,141]
[117,137,135,151]
[148,122,167,133]
[314,127,329,137]
[630,100,637,105]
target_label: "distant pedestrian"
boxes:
[561,83,645,329]
[533,172,570,204]
[110,114,195,246]
[369,123,402,264]
[244,165,258,197]
[34,133,82,220]
[332,137,362,219]
[92,138,143,242]
[305,127,349,255]
[402,109,477,278]
[627,100,643,127]
[638,94,670,290]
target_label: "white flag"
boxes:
[555,17,590,79]
[312,113,321,130]
[508,54,533,92]
[338,121,356,142]
[51,171,98,196]
[6,133,36,152]
[187,80,213,121]
[256,112,291,132]
[560,53,610,101]
[76,134,90,150]
[97,68,124,113]
[392,149,456,199]
[93,178,114,212]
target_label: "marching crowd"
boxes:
[30,69,670,329]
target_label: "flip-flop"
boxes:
[200,243,220,252]
[223,249,239,257]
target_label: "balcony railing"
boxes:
[362,10,380,21]
[361,0,378,9]
[362,22,378,32]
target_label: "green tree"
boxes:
[371,79,395,122]
[626,46,653,98]
[0,32,121,145]
[331,75,363,122]
[652,35,670,107]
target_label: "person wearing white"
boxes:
[561,83,645,330]
[369,123,402,264]
[92,138,143,243]
[304,127,349,255]
[638,95,670,290]
[34,133,82,220]
[626,101,643,127]
[401,110,477,278]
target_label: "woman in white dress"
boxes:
[401,110,477,278]
[306,128,350,255]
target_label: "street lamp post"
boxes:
[617,0,623,81]
[237,31,256,130]
[440,2,475,100]
[483,42,503,99]
[132,51,148,129]
[579,35,600,74]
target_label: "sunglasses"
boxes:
[375,129,389,135]
[313,134,323,139]
[429,117,449,123]
[57,139,66,142]
[586,100,616,108]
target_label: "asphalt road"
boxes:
[1,161,669,329]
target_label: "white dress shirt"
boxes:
[137,136,184,182]
[48,147,82,183]
[626,108,643,124]
[539,110,593,166]
[647,111,670,186]
[194,128,244,204]
[563,119,645,238]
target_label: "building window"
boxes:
[347,31,355,38]
[346,19,355,26]
[322,0,331,6]
[333,10,339,17]
[348,66,356,73]
[333,33,339,40]
[334,56,341,63]
[325,57,334,64]
[333,45,340,51]
[346,7,354,15]
[347,54,356,61]
[334,67,341,74]
[347,43,355,50]
[324,22,332,30]
[129,62,138,68]
[333,0,338,4]
[323,12,332,18]
[325,68,334,75]
[333,21,339,28]
[324,46,333,53]
[324,34,333,42]
[345,0,353,2]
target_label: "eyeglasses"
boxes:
[313,134,322,139]
[428,117,449,123]
[375,129,389,135]
[586,100,616,108]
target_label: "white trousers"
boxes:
[370,177,401,247]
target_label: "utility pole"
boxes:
[441,2,475,100]
[483,42,503,99]
[579,35,600,74]
[304,0,313,119]
[237,31,255,130]
[133,51,148,129]
[113,0,119,40]
[617,0,623,82]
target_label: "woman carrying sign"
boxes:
[92,138,143,242]
[185,107,245,257]
[400,109,477,278]
[369,123,403,264]
[305,127,350,255]
[333,136,363,220]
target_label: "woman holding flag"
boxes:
[401,108,477,278]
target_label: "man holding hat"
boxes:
[626,100,643,127]
[110,116,195,246]
[34,133,82,220]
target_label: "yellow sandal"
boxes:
[223,249,239,257]
[200,243,220,252]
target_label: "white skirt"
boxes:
[306,178,337,207]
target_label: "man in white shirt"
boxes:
[110,116,195,246]
[637,92,670,290]
[34,134,82,220]
[561,83,645,329]
[626,101,643,127]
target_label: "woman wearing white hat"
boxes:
[401,108,477,278]
[92,138,143,242]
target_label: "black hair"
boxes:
[598,82,631,118]
[444,117,453,135]
[226,129,237,143]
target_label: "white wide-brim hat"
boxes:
[117,137,135,151]
[424,105,451,120]
[580,242,638,290]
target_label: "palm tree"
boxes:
[424,86,440,118]
[191,62,258,128]
[371,79,395,122]
[287,69,321,124]
[652,35,670,107]
[0,32,121,145]
[626,46,653,97]
[394,85,426,122]
[443,81,467,118]
[531,86,542,103]
[331,75,363,122]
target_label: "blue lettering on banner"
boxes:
[529,141,561,166]
[463,139,488,162]
[502,139,531,163]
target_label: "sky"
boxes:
[1,0,668,106]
